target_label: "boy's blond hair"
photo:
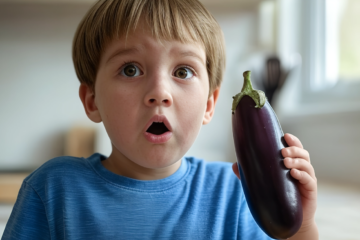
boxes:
[72,0,226,96]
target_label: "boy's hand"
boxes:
[232,133,318,239]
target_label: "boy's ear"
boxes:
[202,87,220,125]
[79,84,102,123]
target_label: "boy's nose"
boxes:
[144,76,173,108]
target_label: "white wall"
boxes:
[0,3,260,170]
[0,3,97,170]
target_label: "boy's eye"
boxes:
[121,64,141,77]
[174,67,194,79]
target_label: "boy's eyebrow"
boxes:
[179,51,206,66]
[106,47,141,64]
[105,48,205,65]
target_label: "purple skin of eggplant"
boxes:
[231,72,302,239]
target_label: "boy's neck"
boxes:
[101,152,182,181]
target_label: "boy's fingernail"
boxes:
[286,158,293,163]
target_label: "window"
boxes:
[325,0,360,85]
[304,0,360,96]
[276,0,360,116]
[333,0,360,82]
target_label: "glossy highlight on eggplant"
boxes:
[231,71,302,239]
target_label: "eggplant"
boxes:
[231,71,302,239]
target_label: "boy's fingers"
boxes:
[284,158,315,179]
[282,147,310,162]
[232,163,241,180]
[290,169,317,193]
[284,133,303,149]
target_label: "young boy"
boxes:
[3,0,318,239]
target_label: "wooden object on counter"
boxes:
[0,173,29,203]
[64,125,96,158]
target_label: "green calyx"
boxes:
[231,71,266,113]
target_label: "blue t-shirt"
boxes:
[2,153,273,240]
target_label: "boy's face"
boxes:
[80,20,219,179]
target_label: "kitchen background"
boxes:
[0,0,359,239]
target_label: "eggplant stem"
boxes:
[231,71,266,113]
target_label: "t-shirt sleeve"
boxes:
[2,181,51,240]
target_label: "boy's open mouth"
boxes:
[144,115,172,143]
[146,122,169,135]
